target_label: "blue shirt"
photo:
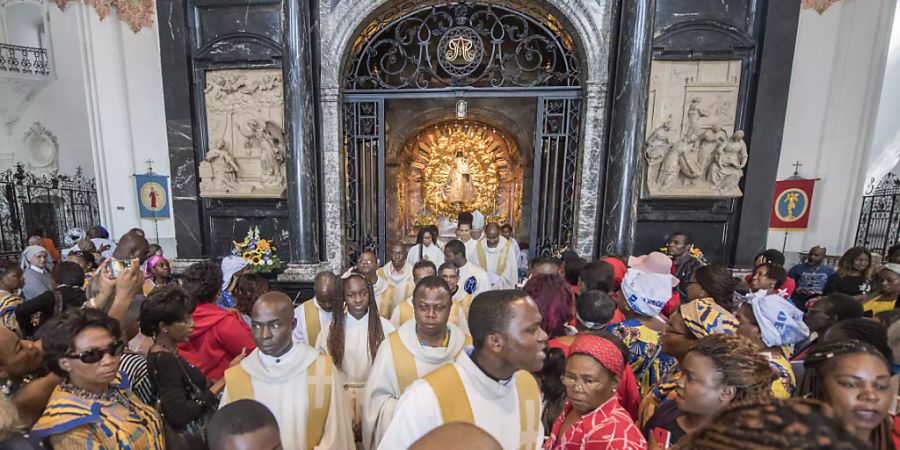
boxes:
[788,263,833,302]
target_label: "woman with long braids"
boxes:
[643,334,773,449]
[316,273,393,441]
[801,339,898,450]
[406,227,444,267]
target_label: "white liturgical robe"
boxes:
[316,312,395,426]
[457,261,491,298]
[406,243,445,267]
[377,350,544,450]
[219,343,353,450]
[475,237,518,289]
[462,238,480,266]
[361,321,468,449]
[292,297,333,346]
[374,263,415,318]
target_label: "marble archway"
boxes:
[317,0,614,267]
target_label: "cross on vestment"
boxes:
[308,360,331,409]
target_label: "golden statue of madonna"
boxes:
[443,150,478,203]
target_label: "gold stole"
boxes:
[376,268,414,319]
[460,294,474,318]
[303,300,321,343]
[424,365,541,450]
[475,241,512,277]
[399,302,414,326]
[390,331,473,394]
[224,355,334,450]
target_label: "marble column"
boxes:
[283,0,321,263]
[600,0,656,256]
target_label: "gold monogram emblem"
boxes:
[445,36,476,63]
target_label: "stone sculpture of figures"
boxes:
[707,130,749,190]
[205,139,240,191]
[658,136,694,190]
[645,120,673,170]
[241,119,263,156]
[259,121,286,186]
[684,97,709,139]
[696,128,726,172]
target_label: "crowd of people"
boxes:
[1,216,900,450]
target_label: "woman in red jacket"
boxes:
[176,261,254,381]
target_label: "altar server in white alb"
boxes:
[378,289,548,450]
[455,212,481,266]
[363,275,470,449]
[444,239,491,299]
[221,292,353,450]
[406,227,445,268]
[474,223,519,289]
[316,273,394,437]
[374,244,415,318]
[293,271,338,346]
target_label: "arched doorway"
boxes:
[340,1,586,263]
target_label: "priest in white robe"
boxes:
[378,290,548,450]
[444,239,491,298]
[221,292,353,450]
[407,228,445,267]
[316,273,395,438]
[389,260,437,329]
[475,223,519,289]
[293,271,338,346]
[500,224,525,280]
[455,215,481,268]
[373,243,415,318]
[363,276,469,449]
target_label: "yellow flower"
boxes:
[252,256,261,264]
[242,251,252,259]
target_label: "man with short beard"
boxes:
[474,223,518,289]
[222,292,352,449]
[373,244,415,319]
[293,271,339,346]
[379,290,548,449]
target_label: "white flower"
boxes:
[267,259,273,265]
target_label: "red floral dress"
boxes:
[545,397,648,450]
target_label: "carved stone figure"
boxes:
[684,97,709,139]
[645,120,673,171]
[200,69,286,198]
[707,130,748,191]
[199,140,240,192]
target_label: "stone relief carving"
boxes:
[23,122,58,171]
[644,60,746,198]
[199,69,286,198]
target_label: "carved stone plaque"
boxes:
[643,60,746,198]
[199,69,286,198]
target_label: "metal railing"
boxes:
[0,43,49,76]
[855,172,900,256]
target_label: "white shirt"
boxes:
[315,312,396,384]
[462,239,480,267]
[292,298,333,345]
[362,321,468,449]
[378,350,544,450]
[220,343,353,450]
[406,243,445,267]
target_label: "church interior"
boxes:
[0,0,896,283]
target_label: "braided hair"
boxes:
[801,339,894,450]
[327,273,385,372]
[672,398,868,450]
[688,334,775,403]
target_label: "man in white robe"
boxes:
[475,223,519,289]
[316,273,395,440]
[378,290,548,450]
[293,271,338,345]
[363,276,469,449]
[221,292,353,450]
[501,224,525,279]
[374,243,415,318]
[455,213,480,267]
[444,239,490,298]
[390,260,437,329]
[439,262,472,333]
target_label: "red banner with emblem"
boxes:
[770,179,816,229]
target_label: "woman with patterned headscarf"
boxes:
[605,253,681,396]
[142,255,171,296]
[217,256,249,309]
[638,298,738,428]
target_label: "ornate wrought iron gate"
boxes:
[342,1,583,263]
[855,173,900,256]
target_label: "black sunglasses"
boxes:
[65,341,125,364]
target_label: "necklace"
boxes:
[59,382,136,414]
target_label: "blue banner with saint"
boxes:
[135,174,170,220]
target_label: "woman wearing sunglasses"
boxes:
[31,308,164,450]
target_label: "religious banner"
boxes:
[135,174,170,220]
[770,178,816,230]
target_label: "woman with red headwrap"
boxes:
[544,335,647,450]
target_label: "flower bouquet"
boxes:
[231,226,283,274]
[659,244,708,264]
